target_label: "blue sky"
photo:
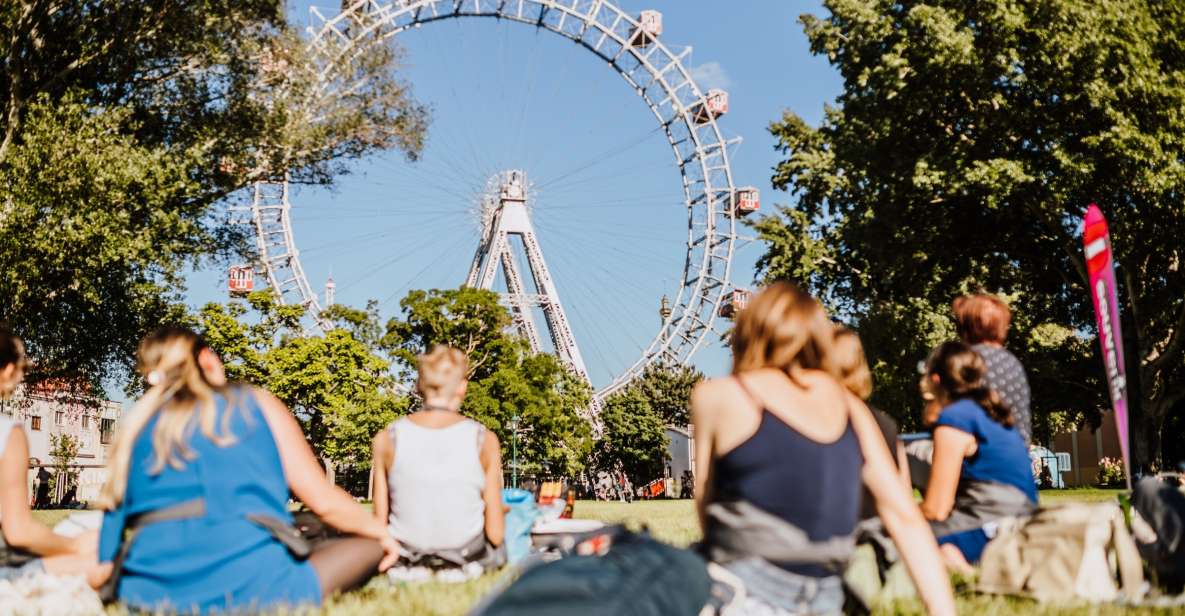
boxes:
[186,1,843,388]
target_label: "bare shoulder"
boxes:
[482,428,501,449]
[247,386,300,435]
[691,377,734,416]
[249,386,285,414]
[372,428,391,453]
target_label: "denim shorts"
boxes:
[0,558,44,582]
[723,557,843,615]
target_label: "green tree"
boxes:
[197,292,407,469]
[757,0,1185,464]
[49,433,81,505]
[383,288,594,477]
[617,362,702,427]
[597,388,669,486]
[0,1,427,386]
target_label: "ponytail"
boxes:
[98,327,235,510]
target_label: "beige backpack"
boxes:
[978,502,1145,602]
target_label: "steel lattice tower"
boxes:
[466,171,592,384]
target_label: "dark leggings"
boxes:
[309,536,384,600]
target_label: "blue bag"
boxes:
[501,488,538,564]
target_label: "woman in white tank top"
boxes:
[0,328,95,580]
[371,345,504,578]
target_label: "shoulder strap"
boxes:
[473,420,487,453]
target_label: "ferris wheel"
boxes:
[249,0,758,397]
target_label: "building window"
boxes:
[82,415,90,429]
[30,416,41,431]
[54,411,64,426]
[100,418,115,445]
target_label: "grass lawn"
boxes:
[32,489,1170,614]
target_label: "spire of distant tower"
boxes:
[324,273,336,307]
[466,170,593,390]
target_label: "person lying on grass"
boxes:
[371,345,505,582]
[89,326,398,612]
[918,341,1037,574]
[0,327,96,581]
[691,282,956,616]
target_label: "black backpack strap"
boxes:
[100,498,205,604]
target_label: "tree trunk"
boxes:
[1123,308,1153,473]
[322,456,336,487]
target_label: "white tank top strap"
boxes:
[0,415,17,458]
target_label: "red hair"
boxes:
[952,293,1011,345]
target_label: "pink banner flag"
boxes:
[1083,204,1132,490]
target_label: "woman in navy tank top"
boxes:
[691,282,954,615]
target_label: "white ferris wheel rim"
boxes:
[253,0,740,397]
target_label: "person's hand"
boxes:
[377,534,401,572]
[87,562,113,590]
[72,530,99,558]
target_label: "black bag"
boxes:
[472,530,712,616]
[1132,476,1185,593]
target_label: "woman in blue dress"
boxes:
[89,327,399,613]
[919,341,1037,573]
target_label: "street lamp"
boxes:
[509,415,521,489]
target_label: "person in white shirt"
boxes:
[371,345,505,581]
[0,327,95,580]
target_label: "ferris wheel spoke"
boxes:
[263,0,741,393]
[534,124,666,191]
[334,231,454,294]
[379,231,476,309]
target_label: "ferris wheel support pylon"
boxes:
[254,0,747,398]
[467,171,591,382]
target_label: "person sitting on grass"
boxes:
[691,282,955,616]
[831,326,911,519]
[918,341,1037,573]
[0,327,96,581]
[90,326,398,612]
[371,345,505,582]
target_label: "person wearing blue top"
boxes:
[88,327,401,613]
[918,341,1037,573]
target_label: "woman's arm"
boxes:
[0,428,79,556]
[920,426,976,522]
[371,431,392,523]
[895,441,913,493]
[850,398,956,616]
[479,431,504,547]
[690,382,716,533]
[255,389,400,570]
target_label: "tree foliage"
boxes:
[0,1,427,386]
[198,292,406,467]
[616,362,702,427]
[597,388,670,486]
[382,287,594,477]
[758,0,1185,462]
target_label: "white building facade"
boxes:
[0,386,121,504]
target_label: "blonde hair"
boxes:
[416,345,468,400]
[98,327,236,509]
[832,327,873,400]
[732,281,835,378]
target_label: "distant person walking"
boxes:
[371,345,505,581]
[952,293,1032,446]
[91,327,396,612]
[0,327,96,580]
[691,282,954,616]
